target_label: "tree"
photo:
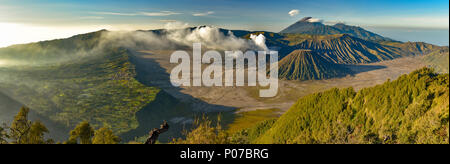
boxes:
[67,121,95,144]
[0,123,9,144]
[27,121,53,144]
[9,107,32,144]
[173,115,229,144]
[92,127,121,144]
[8,106,52,144]
[145,121,169,144]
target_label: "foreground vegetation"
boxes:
[424,48,449,73]
[0,107,120,144]
[237,68,449,144]
[176,68,449,144]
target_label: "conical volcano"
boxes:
[278,50,351,80]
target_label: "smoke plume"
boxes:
[100,24,270,52]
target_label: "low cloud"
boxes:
[100,23,269,52]
[93,11,182,17]
[250,34,269,51]
[140,11,182,16]
[288,10,300,17]
[78,16,104,20]
[193,11,215,17]
[159,19,178,23]
[307,18,322,23]
[92,12,138,16]
[324,20,345,25]
[0,23,270,66]
[164,22,190,30]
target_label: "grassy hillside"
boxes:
[225,109,281,134]
[396,42,444,56]
[424,48,449,73]
[0,92,24,123]
[0,30,107,63]
[278,50,351,80]
[0,48,160,134]
[0,30,166,136]
[235,68,449,144]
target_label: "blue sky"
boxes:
[0,0,449,47]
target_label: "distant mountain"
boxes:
[285,34,403,64]
[280,17,342,35]
[280,17,393,42]
[278,50,350,80]
[394,42,446,56]
[332,23,392,42]
[0,30,106,63]
[146,26,443,66]
[237,30,445,65]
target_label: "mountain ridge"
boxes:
[280,17,394,42]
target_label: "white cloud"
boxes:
[193,11,215,17]
[92,12,138,16]
[164,21,190,30]
[250,34,269,51]
[79,16,104,20]
[100,25,269,52]
[159,19,178,23]
[307,18,322,23]
[140,11,182,16]
[93,11,182,17]
[324,20,345,25]
[288,9,300,17]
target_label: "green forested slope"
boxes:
[0,30,106,63]
[396,42,445,56]
[0,30,162,135]
[0,48,160,134]
[0,92,24,123]
[238,68,449,144]
[424,48,449,73]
